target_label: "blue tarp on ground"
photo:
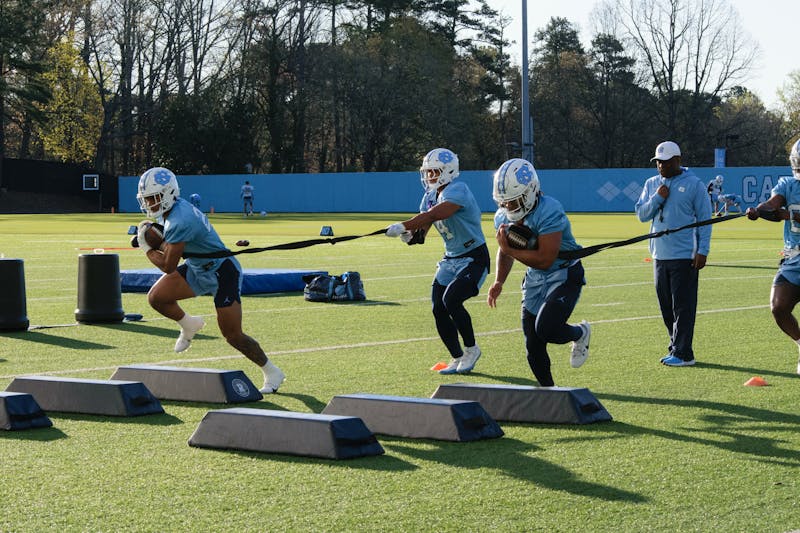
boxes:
[121,268,327,294]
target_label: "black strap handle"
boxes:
[183,228,388,259]
[558,213,745,261]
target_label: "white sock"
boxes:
[261,360,279,380]
[177,314,197,329]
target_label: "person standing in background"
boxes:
[707,175,723,215]
[241,180,254,217]
[635,141,712,367]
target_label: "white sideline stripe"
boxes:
[0,304,769,380]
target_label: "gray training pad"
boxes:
[5,376,164,416]
[322,393,504,441]
[0,391,52,430]
[188,408,385,459]
[110,365,262,403]
[431,383,612,424]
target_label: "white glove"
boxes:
[137,220,153,253]
[386,223,406,237]
[399,231,414,243]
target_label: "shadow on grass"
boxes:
[594,392,800,466]
[463,372,540,386]
[92,322,216,342]
[0,426,67,441]
[277,392,327,413]
[692,361,796,379]
[386,437,647,502]
[0,330,113,350]
[194,443,417,471]
[48,411,184,426]
[161,392,327,414]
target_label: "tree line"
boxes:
[1,0,798,186]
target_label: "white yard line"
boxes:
[0,304,769,380]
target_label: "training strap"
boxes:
[558,212,746,261]
[182,228,388,259]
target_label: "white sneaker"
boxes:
[174,316,205,353]
[570,320,591,368]
[457,345,482,373]
[260,364,285,394]
[438,358,461,375]
[796,356,800,376]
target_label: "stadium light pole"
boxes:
[520,0,534,163]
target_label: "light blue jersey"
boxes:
[772,176,800,283]
[635,167,712,259]
[160,197,241,295]
[494,195,583,314]
[420,181,485,257]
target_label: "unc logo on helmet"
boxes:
[420,148,459,191]
[493,158,541,222]
[437,150,454,164]
[152,168,174,185]
[137,167,180,218]
[515,165,534,184]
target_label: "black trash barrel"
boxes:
[0,258,29,331]
[75,253,125,323]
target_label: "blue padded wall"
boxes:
[119,167,790,214]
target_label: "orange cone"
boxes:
[744,376,768,387]
[430,362,448,371]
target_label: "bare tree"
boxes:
[599,0,759,140]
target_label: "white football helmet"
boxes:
[715,175,723,185]
[791,139,800,180]
[419,148,459,191]
[493,158,541,222]
[137,167,180,218]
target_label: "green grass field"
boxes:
[1,212,798,532]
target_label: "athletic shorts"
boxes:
[434,244,490,289]
[177,258,242,308]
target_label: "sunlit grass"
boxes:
[1,213,798,531]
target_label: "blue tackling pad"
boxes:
[120,268,327,294]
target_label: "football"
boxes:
[131,222,165,250]
[506,224,537,250]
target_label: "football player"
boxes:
[745,138,800,375]
[136,167,285,393]
[385,148,489,374]
[486,158,590,387]
[241,180,254,216]
[708,175,723,215]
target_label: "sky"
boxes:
[485,0,797,108]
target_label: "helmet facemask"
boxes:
[493,158,541,222]
[136,167,180,218]
[138,191,166,218]
[419,148,459,191]
[498,193,539,222]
